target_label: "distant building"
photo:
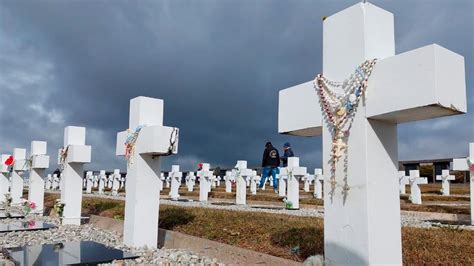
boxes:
[399,158,469,183]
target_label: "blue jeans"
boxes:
[259,167,279,189]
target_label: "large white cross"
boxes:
[28,141,50,214]
[234,160,253,205]
[0,154,11,203]
[398,171,410,194]
[279,157,307,209]
[277,3,466,264]
[11,148,27,205]
[197,163,213,202]
[408,170,428,205]
[436,169,455,196]
[116,96,179,248]
[453,142,473,225]
[169,165,182,200]
[58,126,92,225]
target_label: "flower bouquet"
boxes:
[53,200,66,222]
[23,200,36,216]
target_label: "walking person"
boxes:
[280,142,294,167]
[258,142,280,192]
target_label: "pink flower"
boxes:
[28,220,36,228]
[470,165,474,172]
[29,202,36,209]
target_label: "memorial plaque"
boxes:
[0,221,55,233]
[6,241,139,266]
[0,212,25,219]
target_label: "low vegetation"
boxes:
[43,193,474,264]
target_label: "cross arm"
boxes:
[278,45,466,136]
[366,44,466,123]
[452,143,473,171]
[116,126,179,156]
[292,166,308,176]
[278,81,323,136]
[57,146,92,164]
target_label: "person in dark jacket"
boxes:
[280,142,295,167]
[259,142,280,192]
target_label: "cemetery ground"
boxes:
[170,184,470,215]
[41,190,474,265]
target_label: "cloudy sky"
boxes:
[0,0,472,173]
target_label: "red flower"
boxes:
[28,220,36,228]
[4,155,14,166]
[198,163,203,169]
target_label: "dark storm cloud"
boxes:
[0,0,473,172]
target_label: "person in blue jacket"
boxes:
[280,142,294,167]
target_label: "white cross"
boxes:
[45,174,52,190]
[0,154,12,203]
[304,173,314,192]
[52,174,59,190]
[224,170,233,193]
[234,160,253,205]
[159,173,165,191]
[250,171,258,195]
[120,175,125,190]
[453,142,473,225]
[28,141,50,214]
[186,172,196,192]
[85,171,93,194]
[278,170,287,197]
[313,168,324,199]
[107,174,113,189]
[197,163,213,202]
[436,169,455,196]
[10,148,27,205]
[280,157,307,209]
[210,175,217,189]
[409,170,428,205]
[398,171,410,194]
[112,169,121,196]
[93,174,98,188]
[98,170,106,194]
[116,96,179,248]
[169,165,182,200]
[277,3,466,264]
[57,126,92,225]
[165,175,171,188]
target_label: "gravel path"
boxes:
[0,216,219,265]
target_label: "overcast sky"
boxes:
[0,0,472,173]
